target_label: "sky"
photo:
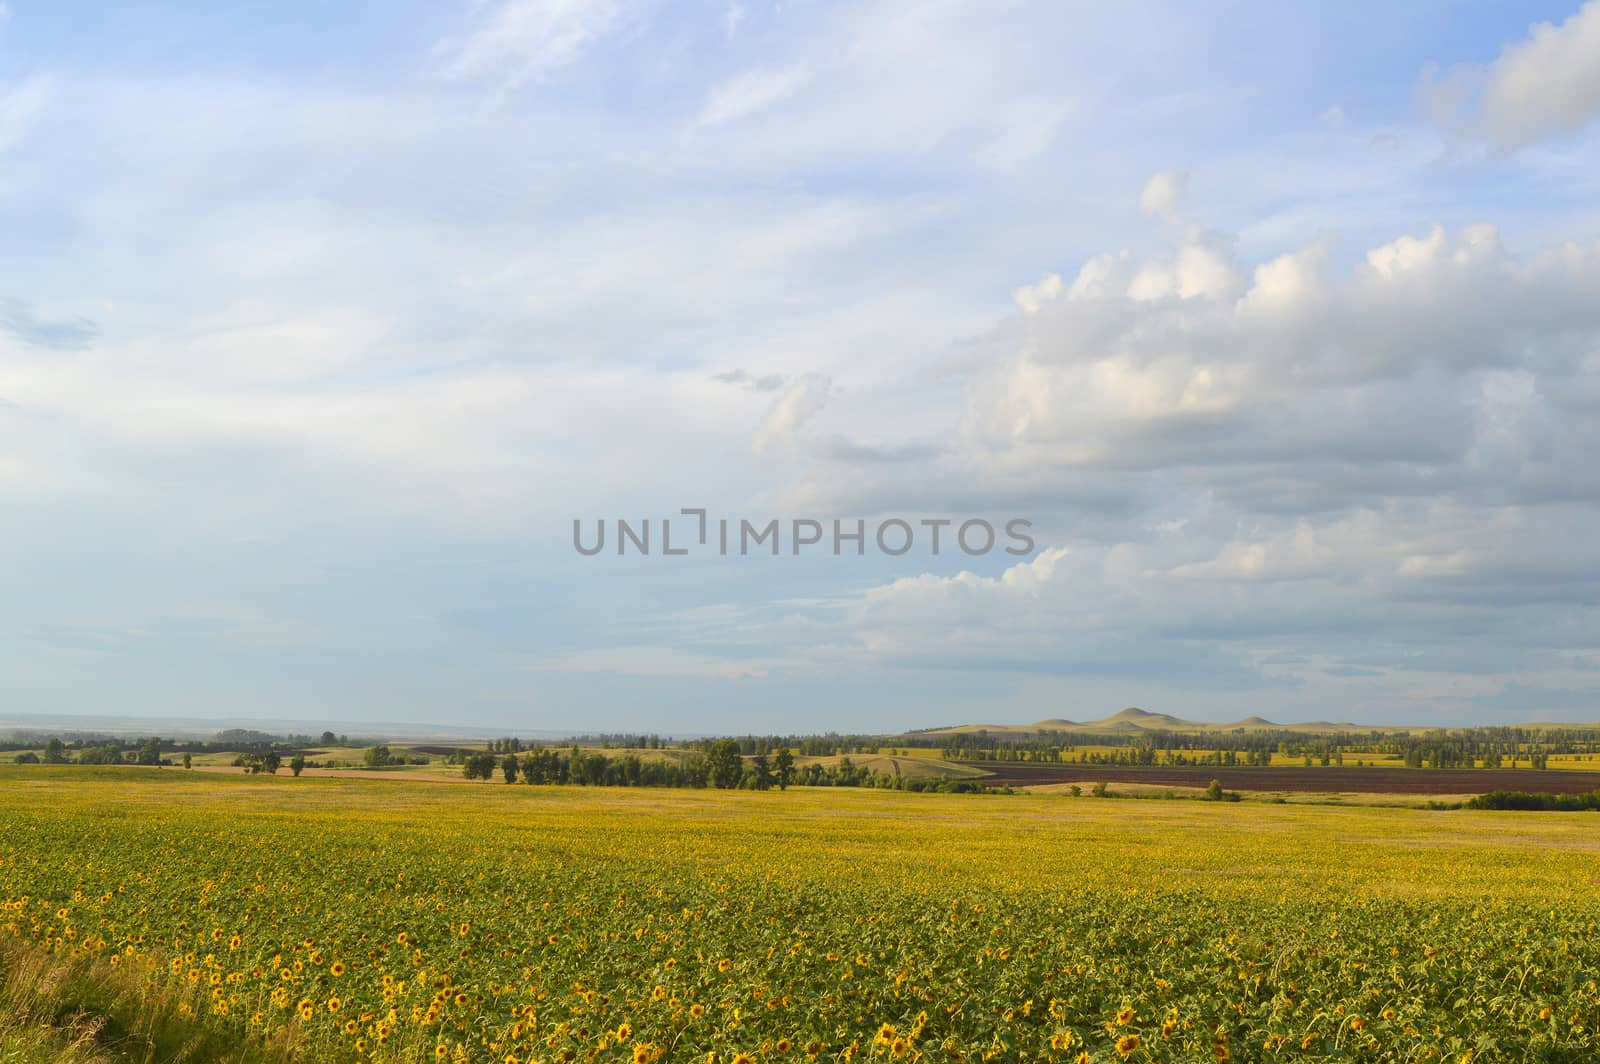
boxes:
[2,0,1600,733]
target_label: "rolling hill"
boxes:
[909,708,1401,737]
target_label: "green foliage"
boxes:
[1468,789,1600,811]
[461,753,498,780]
[707,739,743,789]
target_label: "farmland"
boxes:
[2,767,1600,1062]
[960,762,1600,796]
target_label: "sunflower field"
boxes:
[1,766,1597,1063]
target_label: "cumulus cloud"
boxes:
[1420,0,1600,150]
[733,175,1600,715]
[960,219,1600,507]
[1011,273,1062,315]
[1481,0,1600,148]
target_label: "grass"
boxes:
[0,933,297,1064]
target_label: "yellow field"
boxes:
[2,767,1599,1062]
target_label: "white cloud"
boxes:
[1419,0,1600,151]
[955,213,1600,494]
[1138,170,1187,222]
[433,0,632,89]
[743,171,1600,710]
[1011,273,1062,315]
[699,65,810,126]
[1481,0,1600,149]
[753,373,830,456]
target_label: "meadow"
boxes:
[1,767,1598,1063]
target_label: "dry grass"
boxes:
[0,936,296,1064]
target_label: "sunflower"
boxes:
[1115,1034,1141,1057]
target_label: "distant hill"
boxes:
[909,708,1414,737]
[1101,707,1193,729]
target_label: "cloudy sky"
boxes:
[3,1,1599,732]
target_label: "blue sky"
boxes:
[2,0,1599,733]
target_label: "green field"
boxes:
[1,767,1598,1062]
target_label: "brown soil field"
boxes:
[963,762,1600,795]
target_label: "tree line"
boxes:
[446,742,998,793]
[938,725,1599,769]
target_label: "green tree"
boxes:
[501,754,520,784]
[751,753,774,791]
[78,744,123,765]
[137,738,162,766]
[707,740,743,789]
[263,752,281,775]
[363,745,393,768]
[1206,779,1224,802]
[290,754,306,777]
[774,749,796,791]
[43,738,67,764]
[182,752,192,770]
